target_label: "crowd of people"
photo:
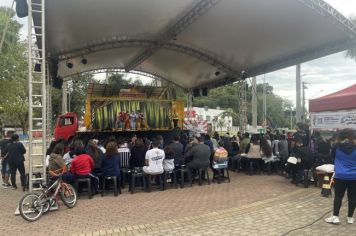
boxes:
[1,127,356,225]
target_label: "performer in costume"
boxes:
[130,111,138,130]
[138,111,149,129]
[115,111,126,129]
[124,111,130,130]
[172,110,179,129]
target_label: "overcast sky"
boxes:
[256,0,356,107]
[1,0,356,108]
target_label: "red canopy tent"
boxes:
[309,84,356,112]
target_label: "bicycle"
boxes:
[18,167,77,222]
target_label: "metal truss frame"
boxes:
[124,0,222,72]
[298,0,356,38]
[63,67,187,90]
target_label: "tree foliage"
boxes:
[193,82,293,128]
[0,8,28,133]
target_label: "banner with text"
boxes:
[310,109,356,130]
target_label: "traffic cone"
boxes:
[321,175,332,197]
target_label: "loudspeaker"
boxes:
[193,88,200,97]
[202,88,208,96]
[49,58,59,79]
[34,63,41,72]
[16,0,28,18]
[53,76,63,89]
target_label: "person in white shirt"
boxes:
[143,139,165,175]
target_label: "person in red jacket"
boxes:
[70,147,94,176]
[70,146,100,194]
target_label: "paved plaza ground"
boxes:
[1,170,355,236]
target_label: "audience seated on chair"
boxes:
[290,139,315,183]
[130,138,146,168]
[169,135,184,166]
[70,147,94,177]
[102,142,120,179]
[163,146,175,172]
[48,143,73,183]
[184,136,210,171]
[86,139,104,175]
[213,141,228,169]
[143,139,165,175]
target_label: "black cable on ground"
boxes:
[280,198,348,236]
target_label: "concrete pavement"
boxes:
[1,171,354,236]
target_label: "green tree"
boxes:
[193,82,293,128]
[51,75,96,124]
[0,8,28,133]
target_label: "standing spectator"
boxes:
[271,135,280,156]
[169,136,184,166]
[240,133,250,154]
[278,135,289,161]
[7,134,26,190]
[325,129,356,224]
[0,131,13,188]
[130,138,146,168]
[143,139,165,175]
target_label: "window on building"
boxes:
[198,115,203,120]
[206,115,211,121]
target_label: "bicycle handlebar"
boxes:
[49,166,67,177]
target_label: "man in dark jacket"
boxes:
[184,136,210,170]
[7,134,26,190]
[169,136,184,165]
[0,131,14,187]
[291,139,314,183]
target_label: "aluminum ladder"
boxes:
[28,0,47,192]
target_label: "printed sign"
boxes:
[310,110,356,130]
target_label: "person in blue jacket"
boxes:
[102,142,120,178]
[325,129,356,224]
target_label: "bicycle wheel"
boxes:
[60,183,77,208]
[19,193,43,222]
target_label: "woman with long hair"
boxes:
[325,129,356,224]
[102,142,120,178]
[130,138,146,168]
[86,139,104,174]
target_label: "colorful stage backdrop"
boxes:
[93,100,172,130]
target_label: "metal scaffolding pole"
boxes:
[296,64,302,123]
[252,77,257,129]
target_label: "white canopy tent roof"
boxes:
[38,0,356,89]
